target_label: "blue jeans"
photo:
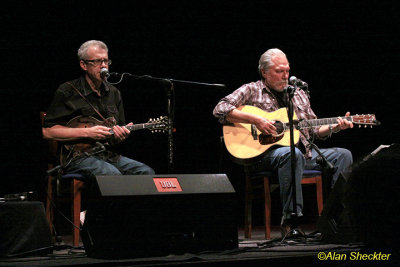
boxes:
[254,146,352,220]
[65,155,155,179]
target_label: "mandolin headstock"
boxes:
[147,116,169,133]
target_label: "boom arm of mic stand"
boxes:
[301,85,310,99]
[111,72,226,88]
[299,128,336,197]
[299,128,336,172]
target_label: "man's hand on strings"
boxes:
[87,126,113,140]
[112,123,133,143]
[333,112,353,132]
[256,117,278,136]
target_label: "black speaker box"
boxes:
[0,201,52,257]
[316,173,357,244]
[317,144,399,244]
[81,174,238,259]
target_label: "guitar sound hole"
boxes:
[274,121,284,135]
[259,121,285,145]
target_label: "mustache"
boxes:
[277,81,288,86]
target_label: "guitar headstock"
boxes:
[147,116,169,133]
[352,114,380,128]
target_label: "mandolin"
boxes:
[61,115,168,162]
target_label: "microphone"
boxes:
[212,83,227,88]
[100,68,110,80]
[284,85,295,94]
[289,76,310,98]
[289,76,308,87]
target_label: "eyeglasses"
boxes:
[83,58,112,66]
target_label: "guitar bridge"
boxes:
[251,124,258,140]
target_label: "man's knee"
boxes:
[96,165,123,176]
[337,148,353,165]
[280,147,305,164]
[124,163,155,175]
[139,165,155,175]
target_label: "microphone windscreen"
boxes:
[289,76,297,85]
[100,68,110,79]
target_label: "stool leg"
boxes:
[72,179,83,247]
[45,172,54,235]
[263,176,271,240]
[315,176,323,215]
[244,175,252,238]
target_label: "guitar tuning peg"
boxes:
[370,126,373,128]
[359,125,361,128]
[364,125,367,128]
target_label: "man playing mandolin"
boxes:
[43,40,154,178]
[213,48,353,237]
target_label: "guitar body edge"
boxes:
[223,106,300,165]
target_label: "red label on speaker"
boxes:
[153,178,182,192]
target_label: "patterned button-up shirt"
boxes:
[213,80,326,159]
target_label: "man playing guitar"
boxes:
[213,48,354,237]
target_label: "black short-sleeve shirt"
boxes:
[44,76,126,128]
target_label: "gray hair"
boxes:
[258,48,287,77]
[77,40,108,60]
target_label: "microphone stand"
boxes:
[111,72,226,173]
[164,80,175,173]
[294,81,336,199]
[284,85,301,236]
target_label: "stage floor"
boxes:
[0,224,367,267]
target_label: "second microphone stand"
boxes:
[112,73,225,173]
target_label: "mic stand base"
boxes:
[281,217,306,241]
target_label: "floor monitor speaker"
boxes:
[317,144,399,244]
[0,201,52,257]
[81,174,238,259]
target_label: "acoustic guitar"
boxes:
[223,105,379,165]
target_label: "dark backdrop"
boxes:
[1,1,399,206]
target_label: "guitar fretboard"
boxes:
[298,116,352,129]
